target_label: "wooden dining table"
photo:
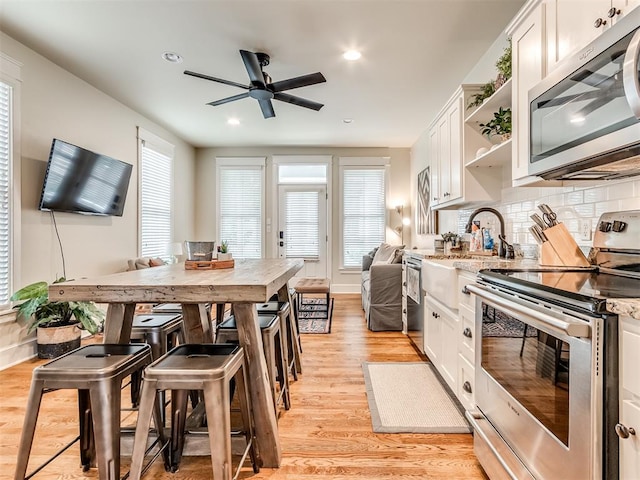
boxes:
[48,258,303,468]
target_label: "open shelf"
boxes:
[464,77,512,126]
[466,138,511,168]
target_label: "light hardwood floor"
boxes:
[0,294,487,479]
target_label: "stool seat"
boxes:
[257,301,301,380]
[131,313,182,332]
[256,301,286,313]
[129,344,258,480]
[15,344,153,480]
[218,314,277,330]
[294,278,330,294]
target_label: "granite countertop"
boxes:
[424,256,640,321]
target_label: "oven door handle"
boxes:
[466,284,591,338]
[623,27,640,120]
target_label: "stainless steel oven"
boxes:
[465,210,640,479]
[405,255,423,351]
[529,7,640,180]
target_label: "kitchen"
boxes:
[405,1,640,478]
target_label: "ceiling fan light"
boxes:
[343,50,362,61]
[227,118,240,126]
[162,52,183,63]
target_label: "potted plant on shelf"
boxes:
[217,240,232,261]
[467,80,496,110]
[494,38,512,89]
[479,107,512,143]
[11,277,105,359]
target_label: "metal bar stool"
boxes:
[257,301,301,380]
[216,314,291,411]
[14,344,157,480]
[129,344,259,480]
[129,313,184,409]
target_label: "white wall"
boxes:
[0,32,196,368]
[195,146,411,293]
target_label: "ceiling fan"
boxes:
[184,49,326,119]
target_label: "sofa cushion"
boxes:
[372,243,404,265]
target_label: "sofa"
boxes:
[361,244,404,331]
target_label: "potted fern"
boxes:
[11,278,105,358]
[479,107,512,142]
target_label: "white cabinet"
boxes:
[509,1,550,185]
[424,295,458,392]
[619,316,640,479]
[545,0,640,73]
[428,87,503,209]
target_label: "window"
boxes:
[0,54,21,310]
[216,158,265,259]
[283,190,320,260]
[138,128,173,259]
[340,158,388,268]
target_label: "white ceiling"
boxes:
[0,0,525,148]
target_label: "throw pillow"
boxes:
[372,243,397,265]
[149,258,165,267]
[392,245,405,264]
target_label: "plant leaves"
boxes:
[10,281,49,301]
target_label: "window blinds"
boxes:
[140,141,172,258]
[342,168,386,268]
[285,190,319,259]
[0,82,11,305]
[218,167,263,259]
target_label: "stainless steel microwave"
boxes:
[529,7,640,180]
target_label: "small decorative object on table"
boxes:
[184,259,235,270]
[217,240,233,261]
[441,232,461,255]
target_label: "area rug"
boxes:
[362,362,471,433]
[297,297,334,334]
[483,307,538,338]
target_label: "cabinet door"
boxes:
[447,97,463,202]
[545,0,610,73]
[512,2,545,183]
[424,298,441,365]
[440,312,458,391]
[437,114,450,203]
[428,126,440,206]
[620,400,640,479]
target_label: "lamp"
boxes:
[394,205,404,243]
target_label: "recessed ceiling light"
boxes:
[343,118,353,124]
[162,52,183,63]
[227,118,240,126]
[343,50,361,61]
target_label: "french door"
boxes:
[278,185,327,280]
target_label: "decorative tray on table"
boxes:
[184,259,235,270]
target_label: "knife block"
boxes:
[539,223,590,267]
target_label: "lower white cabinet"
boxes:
[457,353,475,412]
[620,316,640,478]
[425,295,459,394]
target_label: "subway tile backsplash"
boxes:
[456,177,640,259]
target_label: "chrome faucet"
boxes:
[464,207,513,259]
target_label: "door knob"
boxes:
[463,327,473,338]
[607,7,620,18]
[462,381,473,394]
[594,17,607,28]
[615,423,636,439]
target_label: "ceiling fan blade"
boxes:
[258,99,275,118]
[274,92,324,111]
[207,92,250,107]
[269,72,326,92]
[240,50,266,88]
[184,70,249,90]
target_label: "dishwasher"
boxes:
[405,255,424,352]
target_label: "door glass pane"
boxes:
[284,190,319,259]
[531,31,640,163]
[480,302,570,446]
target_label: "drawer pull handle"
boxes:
[462,381,472,394]
[461,286,471,295]
[616,423,636,439]
[403,309,407,314]
[463,327,473,338]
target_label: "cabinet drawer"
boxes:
[458,273,476,312]
[622,327,640,396]
[620,399,640,480]
[457,353,475,412]
[459,304,475,364]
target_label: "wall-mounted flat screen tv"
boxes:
[39,139,133,216]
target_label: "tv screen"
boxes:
[39,139,133,216]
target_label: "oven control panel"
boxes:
[593,210,640,249]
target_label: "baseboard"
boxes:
[330,284,361,294]
[0,337,36,371]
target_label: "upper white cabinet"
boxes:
[428,87,503,209]
[509,1,547,184]
[545,0,640,73]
